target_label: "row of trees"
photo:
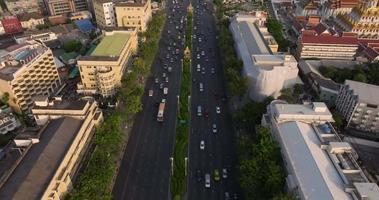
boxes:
[215,2,247,98]
[171,11,193,199]
[239,126,289,200]
[319,63,379,85]
[235,99,294,200]
[66,11,167,199]
[266,19,291,51]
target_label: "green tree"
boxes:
[63,40,82,53]
[353,73,367,83]
[278,88,296,103]
[1,92,9,104]
[332,111,344,129]
[239,126,285,199]
[272,193,295,200]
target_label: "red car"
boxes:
[204,110,209,118]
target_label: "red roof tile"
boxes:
[301,34,358,45]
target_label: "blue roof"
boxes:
[74,19,95,33]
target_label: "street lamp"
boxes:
[170,157,174,175]
[185,157,188,176]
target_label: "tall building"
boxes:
[229,14,298,101]
[77,29,138,97]
[93,0,116,28]
[0,40,62,113]
[115,0,152,32]
[262,101,379,200]
[4,0,41,15]
[336,80,379,136]
[0,96,103,200]
[296,32,359,60]
[44,0,88,16]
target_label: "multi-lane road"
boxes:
[113,0,240,199]
[187,0,240,199]
[112,0,189,199]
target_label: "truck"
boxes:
[157,99,166,122]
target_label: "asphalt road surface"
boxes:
[112,0,189,199]
[187,0,240,199]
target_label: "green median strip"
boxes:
[66,11,166,199]
[170,8,193,199]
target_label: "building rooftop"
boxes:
[230,20,271,55]
[278,121,351,200]
[91,33,130,57]
[272,102,334,122]
[0,41,48,81]
[301,34,359,46]
[345,80,379,105]
[267,101,379,200]
[0,117,83,200]
[309,72,341,91]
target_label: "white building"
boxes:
[336,80,379,135]
[262,101,379,200]
[230,14,298,101]
[93,0,116,28]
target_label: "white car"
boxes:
[212,124,217,133]
[222,168,228,179]
[197,54,200,59]
[216,107,221,114]
[200,140,205,150]
[149,90,153,97]
[163,87,168,95]
[197,64,201,72]
[201,51,205,56]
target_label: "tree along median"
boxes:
[66,11,166,199]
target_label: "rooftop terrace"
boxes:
[91,33,131,57]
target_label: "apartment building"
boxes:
[0,40,62,113]
[230,14,298,101]
[0,97,103,200]
[93,0,116,28]
[262,101,379,200]
[77,29,137,96]
[44,0,88,16]
[4,0,41,15]
[115,0,152,32]
[296,32,359,60]
[336,80,379,135]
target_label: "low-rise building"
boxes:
[115,0,152,32]
[262,101,379,200]
[77,29,137,96]
[230,14,298,101]
[296,32,359,60]
[17,12,45,30]
[0,106,21,135]
[336,80,379,136]
[4,0,40,15]
[0,40,62,113]
[0,97,103,200]
[93,0,116,28]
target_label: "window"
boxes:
[367,104,378,109]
